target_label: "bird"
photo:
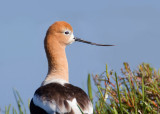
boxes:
[30,21,114,114]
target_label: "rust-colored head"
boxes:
[46,21,75,46]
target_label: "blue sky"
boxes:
[0,0,160,111]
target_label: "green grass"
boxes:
[1,63,160,114]
[90,63,160,114]
[3,89,30,114]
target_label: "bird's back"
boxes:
[30,82,93,114]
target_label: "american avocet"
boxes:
[30,21,113,114]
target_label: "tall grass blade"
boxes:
[142,74,145,113]
[77,104,84,114]
[87,74,93,103]
[13,88,23,114]
[106,64,109,79]
[14,89,26,114]
[115,72,123,114]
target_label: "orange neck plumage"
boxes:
[44,30,69,83]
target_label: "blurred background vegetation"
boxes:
[1,63,160,114]
[91,63,160,114]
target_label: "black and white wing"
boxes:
[30,83,93,114]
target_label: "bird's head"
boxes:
[47,21,75,46]
[46,21,114,47]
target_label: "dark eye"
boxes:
[65,31,70,35]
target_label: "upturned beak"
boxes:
[74,37,114,46]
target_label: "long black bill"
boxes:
[74,37,114,46]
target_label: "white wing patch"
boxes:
[33,94,73,114]
[67,98,81,114]
[33,95,57,114]
[83,101,93,114]
[33,95,93,114]
[67,98,93,114]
